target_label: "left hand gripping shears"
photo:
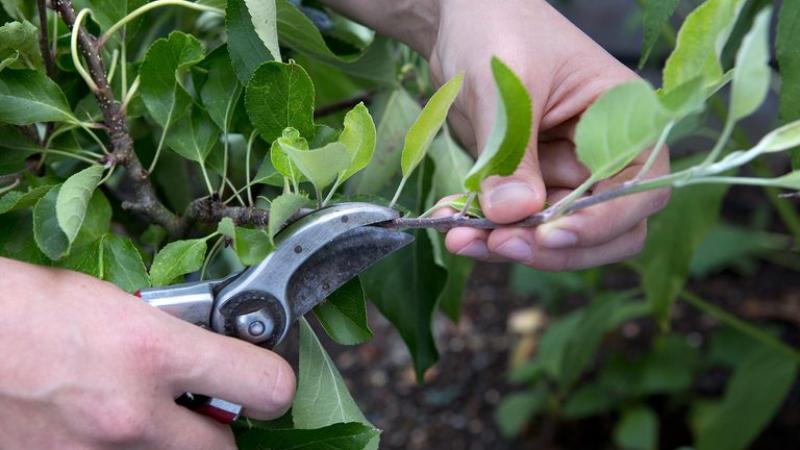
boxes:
[135,203,413,423]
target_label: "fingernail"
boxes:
[538,225,578,249]
[486,183,536,210]
[495,237,533,263]
[457,240,489,259]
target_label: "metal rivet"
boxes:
[294,245,302,253]
[248,321,266,336]
[341,215,349,223]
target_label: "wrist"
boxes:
[319,0,440,57]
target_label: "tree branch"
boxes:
[37,0,56,77]
[53,0,182,236]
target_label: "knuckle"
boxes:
[122,319,173,376]
[85,398,152,444]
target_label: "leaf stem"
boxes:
[120,75,140,112]
[634,121,675,182]
[321,175,343,207]
[199,163,215,197]
[0,178,21,196]
[680,290,800,364]
[106,48,119,83]
[245,130,257,206]
[98,0,224,48]
[148,124,170,174]
[70,8,99,92]
[389,176,409,209]
[200,236,224,280]
[702,114,736,166]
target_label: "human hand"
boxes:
[425,0,671,270]
[0,258,295,450]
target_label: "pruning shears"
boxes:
[135,203,413,424]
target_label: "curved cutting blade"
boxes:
[286,226,413,319]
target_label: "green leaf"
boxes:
[695,346,797,450]
[663,0,745,93]
[56,165,104,244]
[639,0,680,68]
[0,210,48,264]
[267,192,308,243]
[362,230,445,380]
[280,141,351,193]
[165,108,219,163]
[33,186,70,260]
[689,224,789,277]
[0,185,52,215]
[245,61,315,143]
[200,46,242,132]
[0,21,43,71]
[140,32,205,128]
[639,157,728,328]
[233,226,273,266]
[613,405,659,450]
[349,89,421,195]
[463,57,532,191]
[102,234,150,293]
[400,72,463,179]
[271,127,309,184]
[337,102,376,182]
[149,239,208,286]
[575,80,670,181]
[777,0,800,168]
[729,7,771,121]
[0,69,78,125]
[74,190,112,247]
[216,217,236,240]
[237,422,379,450]
[313,278,372,346]
[226,0,277,83]
[60,239,103,278]
[275,0,362,64]
[294,319,378,449]
[494,385,549,438]
[244,0,280,61]
[74,0,147,46]
[756,119,800,153]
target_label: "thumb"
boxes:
[478,151,546,224]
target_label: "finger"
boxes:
[486,221,648,270]
[444,227,493,260]
[535,156,670,249]
[152,403,236,450]
[166,325,296,421]
[538,139,590,188]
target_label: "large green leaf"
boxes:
[56,165,104,245]
[427,132,475,321]
[226,0,277,83]
[149,239,208,286]
[237,422,379,450]
[140,32,205,128]
[337,102,376,182]
[0,70,77,125]
[280,141,351,193]
[663,0,745,93]
[349,90,421,195]
[294,319,378,449]
[463,57,533,192]
[313,278,372,346]
[103,234,150,293]
[400,72,463,179]
[275,0,361,64]
[244,0,280,61]
[695,346,797,450]
[267,192,308,243]
[639,157,728,328]
[777,0,800,168]
[639,0,680,68]
[245,61,315,143]
[33,186,70,261]
[0,210,48,264]
[270,127,308,185]
[60,239,103,278]
[574,80,670,181]
[0,21,42,71]
[729,8,771,121]
[200,46,242,132]
[613,405,659,450]
[165,108,219,163]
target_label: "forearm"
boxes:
[318,0,440,57]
